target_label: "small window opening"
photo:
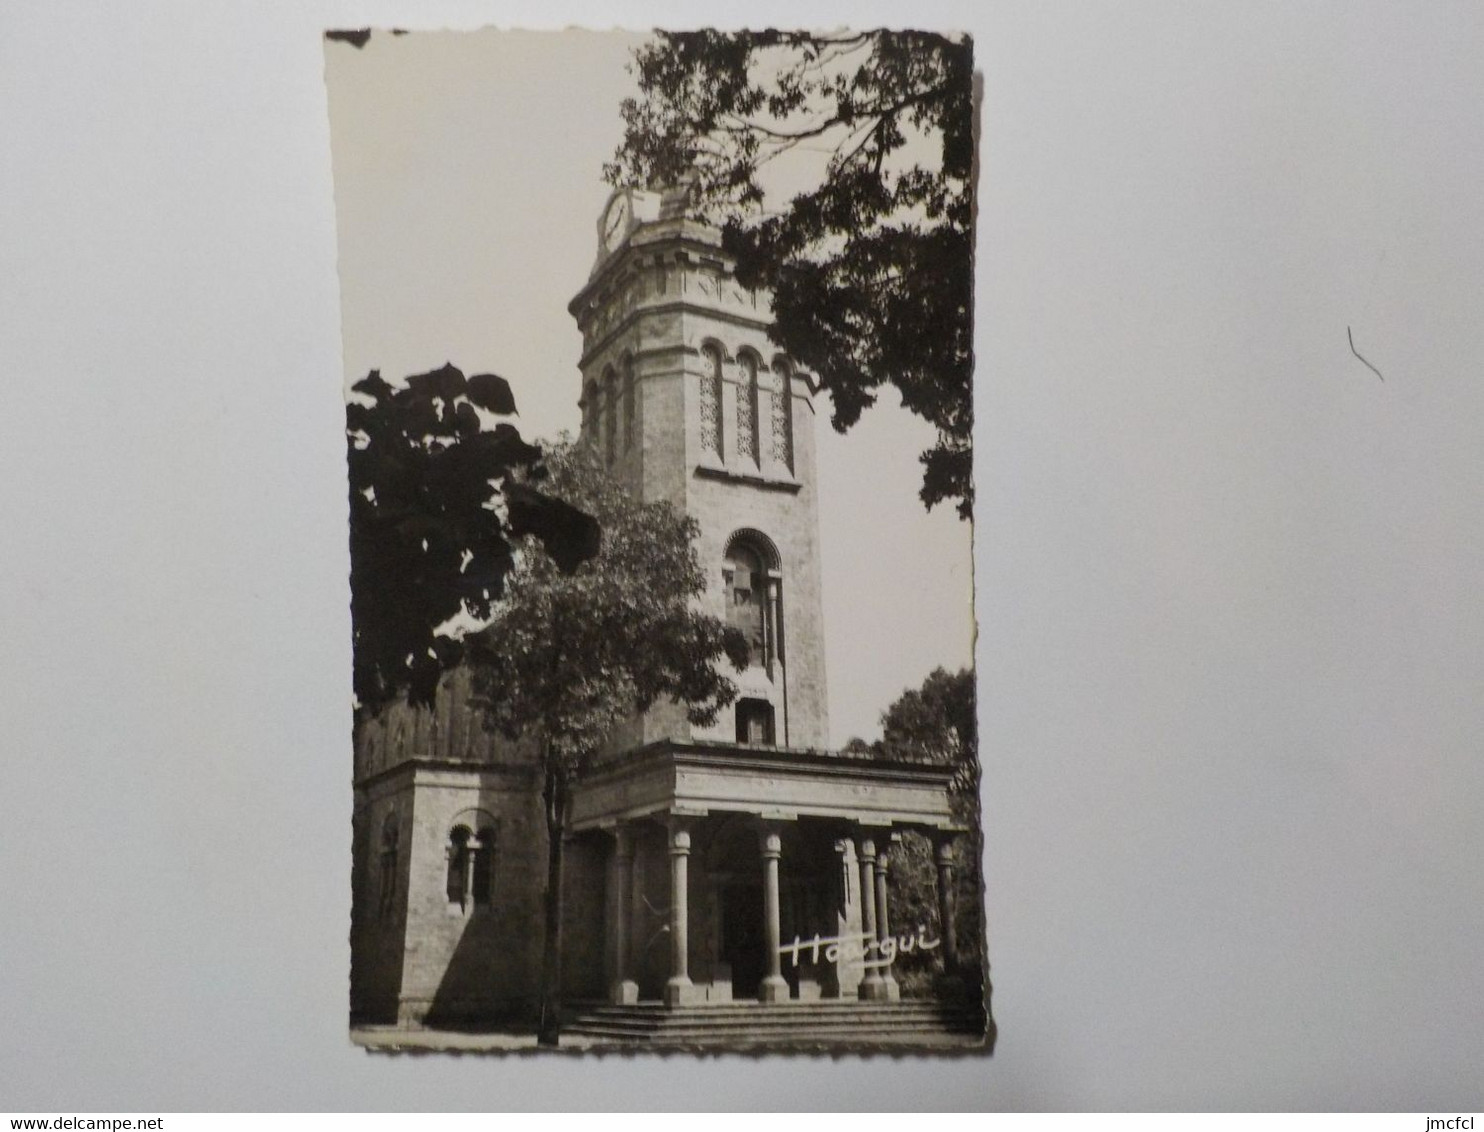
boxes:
[736,698,776,746]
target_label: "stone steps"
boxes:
[564,999,987,1046]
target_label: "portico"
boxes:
[567,740,966,1007]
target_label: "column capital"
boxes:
[608,822,636,859]
[759,828,782,859]
[856,836,877,864]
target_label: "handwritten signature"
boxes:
[778,926,940,970]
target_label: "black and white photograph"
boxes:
[327,27,989,1051]
[6,0,1484,1113]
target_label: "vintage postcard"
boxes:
[326,26,989,1053]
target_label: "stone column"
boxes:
[759,824,789,1003]
[875,839,901,1001]
[822,838,853,998]
[463,836,479,909]
[665,818,698,1006]
[934,834,960,973]
[857,835,888,1000]
[608,826,638,1004]
[764,575,781,679]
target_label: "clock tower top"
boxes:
[589,187,665,275]
[586,180,721,278]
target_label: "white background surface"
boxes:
[3,0,1482,1112]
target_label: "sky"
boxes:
[3,0,1483,1111]
[323,28,975,748]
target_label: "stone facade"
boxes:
[567,185,829,752]
[349,189,966,1028]
[350,670,548,1026]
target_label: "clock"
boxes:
[601,193,632,252]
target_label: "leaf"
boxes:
[405,361,466,403]
[454,400,482,438]
[504,482,602,574]
[466,425,542,471]
[466,372,517,415]
[350,368,395,404]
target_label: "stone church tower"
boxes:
[566,184,829,752]
[349,186,968,1032]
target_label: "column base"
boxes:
[758,975,790,1003]
[859,976,894,1002]
[608,980,639,1005]
[879,973,901,1002]
[665,977,704,1007]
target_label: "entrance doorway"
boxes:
[719,882,765,999]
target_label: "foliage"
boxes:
[885,830,948,983]
[846,667,984,985]
[465,441,748,1043]
[346,364,599,716]
[881,665,979,805]
[608,30,976,518]
[467,442,749,778]
[846,666,978,807]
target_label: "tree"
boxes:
[880,666,979,805]
[846,667,983,991]
[608,30,976,519]
[346,364,600,716]
[845,667,978,806]
[882,667,982,985]
[465,442,748,1046]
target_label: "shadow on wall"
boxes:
[349,805,410,1027]
[560,831,608,1002]
[425,908,529,1029]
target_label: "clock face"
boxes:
[602,194,632,250]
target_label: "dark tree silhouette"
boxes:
[608,30,976,518]
[346,364,599,716]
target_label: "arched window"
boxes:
[771,359,794,472]
[622,356,636,451]
[446,822,496,912]
[737,353,760,464]
[700,344,723,456]
[723,533,783,671]
[724,541,765,663]
[736,698,776,746]
[378,813,399,919]
[603,367,618,464]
